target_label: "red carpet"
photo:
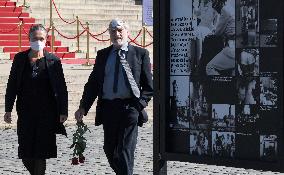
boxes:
[0,0,90,64]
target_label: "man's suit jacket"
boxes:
[5,49,68,136]
[79,44,153,126]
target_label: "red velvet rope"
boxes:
[144,42,153,47]
[128,38,153,47]
[79,21,109,37]
[88,28,109,37]
[54,27,86,39]
[145,28,153,38]
[22,26,29,36]
[128,28,153,47]
[88,31,110,41]
[128,29,142,41]
[52,0,77,24]
[79,20,88,30]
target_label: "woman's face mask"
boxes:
[30,40,45,51]
[29,30,47,51]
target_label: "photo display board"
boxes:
[162,0,283,172]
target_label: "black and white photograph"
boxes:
[236,105,259,132]
[259,48,282,73]
[212,104,235,131]
[235,133,259,160]
[260,75,278,107]
[212,131,235,158]
[189,77,210,129]
[169,76,190,128]
[170,76,190,107]
[167,129,191,154]
[191,0,236,76]
[236,0,259,48]
[236,48,259,76]
[169,106,190,129]
[204,76,237,104]
[260,19,278,47]
[260,135,278,161]
[256,107,280,133]
[237,77,259,105]
[189,130,211,156]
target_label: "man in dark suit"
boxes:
[74,19,153,174]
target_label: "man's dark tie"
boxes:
[113,49,120,93]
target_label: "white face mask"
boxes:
[30,40,45,51]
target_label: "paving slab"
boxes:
[0,122,283,174]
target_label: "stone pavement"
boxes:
[0,121,283,175]
[0,63,283,175]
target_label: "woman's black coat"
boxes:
[5,49,68,136]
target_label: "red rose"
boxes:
[79,155,85,163]
[71,157,79,165]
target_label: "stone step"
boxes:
[50,31,152,39]
[73,47,154,59]
[0,84,6,92]
[26,8,141,15]
[0,60,11,64]
[34,19,144,28]
[71,49,153,58]
[32,14,141,23]
[59,39,153,47]
[59,40,153,47]
[0,53,10,60]
[24,0,136,6]
[28,4,141,11]
[35,23,145,36]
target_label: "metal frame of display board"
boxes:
[153,0,284,174]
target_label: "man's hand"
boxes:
[60,115,68,123]
[74,108,85,122]
[3,112,12,124]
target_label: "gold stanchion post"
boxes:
[50,0,53,28]
[51,23,55,53]
[83,22,91,66]
[75,16,81,53]
[18,21,23,52]
[49,0,54,53]
[142,25,146,48]
[22,0,29,8]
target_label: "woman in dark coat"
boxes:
[3,24,68,175]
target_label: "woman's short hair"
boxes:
[29,24,48,39]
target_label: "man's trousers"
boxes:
[101,98,139,175]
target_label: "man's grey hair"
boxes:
[29,24,48,39]
[108,19,129,30]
